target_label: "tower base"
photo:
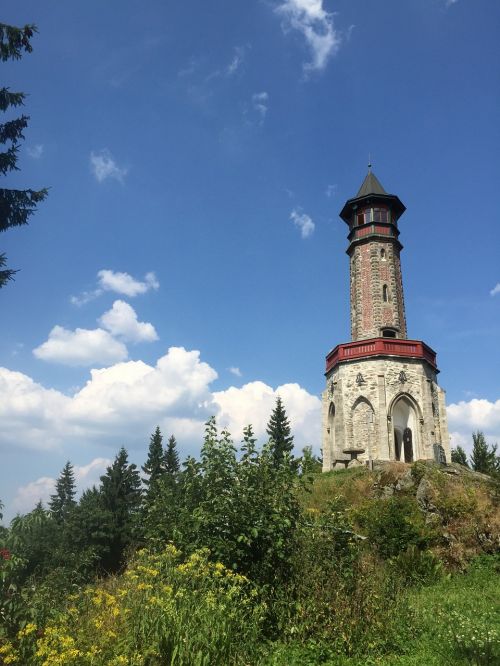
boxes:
[321,345,450,471]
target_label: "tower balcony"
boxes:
[325,337,437,374]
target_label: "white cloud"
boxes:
[490,283,500,296]
[33,326,128,367]
[98,270,159,297]
[447,398,500,454]
[213,381,321,447]
[226,46,247,76]
[228,366,242,377]
[275,0,341,73]
[99,300,158,343]
[0,347,321,456]
[11,477,55,514]
[90,149,128,183]
[290,208,315,238]
[11,457,112,515]
[446,0,458,7]
[325,183,338,198]
[252,92,269,122]
[26,144,43,159]
[70,289,103,307]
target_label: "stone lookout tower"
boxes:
[322,169,450,469]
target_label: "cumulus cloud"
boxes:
[213,381,321,446]
[11,457,112,515]
[228,366,242,377]
[99,300,158,343]
[490,283,500,296]
[290,208,315,238]
[0,347,320,456]
[70,270,159,306]
[26,144,43,159]
[98,270,159,297]
[447,397,500,454]
[33,326,128,367]
[275,0,341,73]
[90,149,128,183]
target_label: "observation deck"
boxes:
[325,337,438,374]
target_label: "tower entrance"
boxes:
[392,396,418,462]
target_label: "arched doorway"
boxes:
[392,396,418,462]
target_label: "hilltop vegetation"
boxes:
[1,404,499,665]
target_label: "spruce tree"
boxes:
[164,435,180,476]
[266,396,294,467]
[142,426,164,488]
[100,448,142,571]
[451,445,469,467]
[470,431,499,475]
[49,461,76,522]
[0,23,47,287]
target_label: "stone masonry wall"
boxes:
[349,240,407,341]
[322,357,450,469]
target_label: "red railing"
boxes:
[326,337,437,373]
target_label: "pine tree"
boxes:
[164,435,180,476]
[49,461,76,522]
[451,445,469,467]
[266,396,294,467]
[470,431,499,475]
[100,448,142,571]
[142,426,164,488]
[1,23,47,287]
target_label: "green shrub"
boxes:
[8,545,266,665]
[353,496,433,559]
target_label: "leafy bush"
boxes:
[353,496,433,559]
[6,545,265,665]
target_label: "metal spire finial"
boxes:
[368,153,372,171]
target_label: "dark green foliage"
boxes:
[0,23,36,61]
[451,445,469,467]
[99,448,142,572]
[299,445,322,476]
[470,431,499,475]
[0,22,47,288]
[142,426,164,488]
[48,461,76,523]
[267,396,294,467]
[164,434,180,476]
[143,419,300,586]
[354,496,432,559]
[67,487,114,573]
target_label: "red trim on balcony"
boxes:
[325,337,437,373]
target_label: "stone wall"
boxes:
[349,240,407,341]
[322,356,450,469]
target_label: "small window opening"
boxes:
[373,208,389,223]
[357,208,371,225]
[383,284,389,302]
[382,329,396,338]
[380,248,386,261]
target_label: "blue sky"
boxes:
[1,0,499,521]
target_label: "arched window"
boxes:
[380,248,386,261]
[383,284,389,302]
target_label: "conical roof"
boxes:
[355,170,387,197]
[339,169,406,224]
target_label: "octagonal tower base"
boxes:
[321,338,450,470]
